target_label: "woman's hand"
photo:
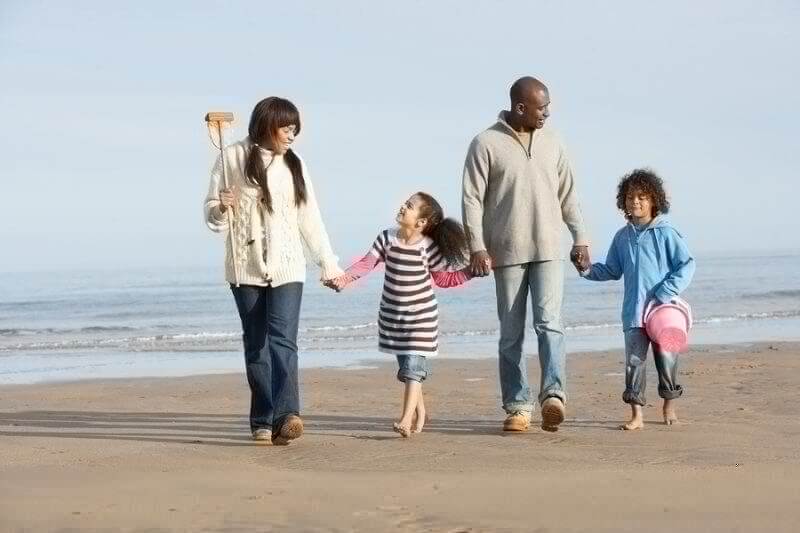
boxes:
[218,188,236,213]
[323,276,348,292]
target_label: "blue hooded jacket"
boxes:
[582,215,695,330]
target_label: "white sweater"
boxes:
[204,139,343,287]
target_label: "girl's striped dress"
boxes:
[343,228,471,357]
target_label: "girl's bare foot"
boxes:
[663,399,678,425]
[619,404,644,430]
[411,413,429,433]
[395,380,421,437]
[392,421,412,438]
[411,394,427,433]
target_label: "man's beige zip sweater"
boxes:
[462,112,589,267]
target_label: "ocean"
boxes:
[1,252,798,385]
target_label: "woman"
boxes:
[204,97,343,445]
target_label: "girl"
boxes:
[204,97,343,445]
[578,169,695,430]
[328,192,473,437]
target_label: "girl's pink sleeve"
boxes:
[425,242,472,288]
[342,231,388,283]
[344,254,381,281]
[430,267,473,288]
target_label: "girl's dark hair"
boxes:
[415,192,469,267]
[616,168,670,220]
[245,97,306,213]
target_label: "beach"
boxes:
[2,341,799,532]
[3,0,799,530]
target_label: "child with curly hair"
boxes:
[577,169,695,430]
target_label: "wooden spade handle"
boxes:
[204,111,234,123]
[204,110,239,285]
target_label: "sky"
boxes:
[1,0,798,273]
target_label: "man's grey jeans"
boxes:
[494,261,566,414]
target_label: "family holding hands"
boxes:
[204,76,695,445]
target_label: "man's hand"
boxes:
[569,245,590,273]
[469,251,492,277]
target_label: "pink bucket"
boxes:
[644,299,692,353]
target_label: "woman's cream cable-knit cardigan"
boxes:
[204,139,344,287]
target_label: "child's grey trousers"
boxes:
[622,328,683,406]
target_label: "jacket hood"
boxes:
[635,214,672,231]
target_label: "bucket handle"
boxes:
[643,297,693,330]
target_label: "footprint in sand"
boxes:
[354,505,472,531]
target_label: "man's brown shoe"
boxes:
[503,411,531,432]
[272,415,304,446]
[540,397,565,432]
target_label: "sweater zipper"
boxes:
[501,117,534,160]
[514,130,536,161]
[526,129,533,159]
[511,130,533,160]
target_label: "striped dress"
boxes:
[344,228,471,357]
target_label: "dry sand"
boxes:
[2,342,799,532]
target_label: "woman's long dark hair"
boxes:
[244,97,306,213]
[416,192,469,267]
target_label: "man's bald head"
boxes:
[510,77,548,106]
[507,77,551,131]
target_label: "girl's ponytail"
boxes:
[429,217,469,267]
[416,192,469,267]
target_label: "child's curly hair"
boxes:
[616,168,670,220]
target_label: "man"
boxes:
[462,76,590,432]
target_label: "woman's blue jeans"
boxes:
[231,283,303,432]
